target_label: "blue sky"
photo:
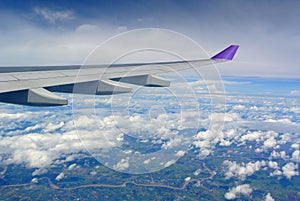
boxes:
[0,0,300,78]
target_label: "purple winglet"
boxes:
[211,45,239,60]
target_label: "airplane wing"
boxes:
[0,45,239,106]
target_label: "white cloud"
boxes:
[176,150,185,157]
[0,13,135,66]
[0,114,126,175]
[164,159,176,167]
[224,184,253,200]
[268,161,279,169]
[75,24,100,33]
[198,149,212,158]
[0,96,203,174]
[55,172,65,181]
[162,136,184,149]
[270,169,282,177]
[291,150,300,162]
[250,106,259,111]
[0,1,299,80]
[67,163,78,170]
[44,121,65,133]
[280,151,287,159]
[278,133,291,145]
[194,169,201,176]
[24,124,43,132]
[113,157,130,171]
[239,130,279,146]
[265,193,275,201]
[240,131,262,142]
[270,150,280,158]
[265,118,294,124]
[193,113,242,158]
[31,178,38,183]
[68,115,99,130]
[209,113,241,122]
[90,171,97,175]
[282,162,299,179]
[233,104,246,110]
[291,143,299,149]
[0,76,299,178]
[263,137,277,149]
[143,159,151,164]
[290,90,300,96]
[0,112,31,119]
[32,168,48,176]
[223,160,266,181]
[33,7,74,24]
[219,139,232,146]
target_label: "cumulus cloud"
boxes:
[224,184,253,200]
[291,143,300,149]
[270,150,287,160]
[282,162,299,179]
[55,172,65,181]
[67,163,78,170]
[291,150,300,162]
[0,112,127,175]
[0,131,74,172]
[176,150,185,157]
[265,193,275,201]
[270,150,280,158]
[268,161,279,169]
[113,157,130,171]
[192,113,242,157]
[0,88,206,174]
[219,139,232,146]
[270,169,282,177]
[0,76,299,178]
[280,151,287,159]
[239,131,263,142]
[223,160,266,181]
[239,130,279,147]
[263,137,277,149]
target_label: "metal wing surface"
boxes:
[0,45,239,106]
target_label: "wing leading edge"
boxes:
[0,45,239,106]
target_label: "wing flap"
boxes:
[97,80,133,95]
[111,74,171,87]
[0,88,68,106]
[47,80,132,95]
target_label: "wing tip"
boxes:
[211,45,239,61]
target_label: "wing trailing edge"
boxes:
[111,75,171,87]
[0,88,68,106]
[0,45,239,106]
[47,80,133,95]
